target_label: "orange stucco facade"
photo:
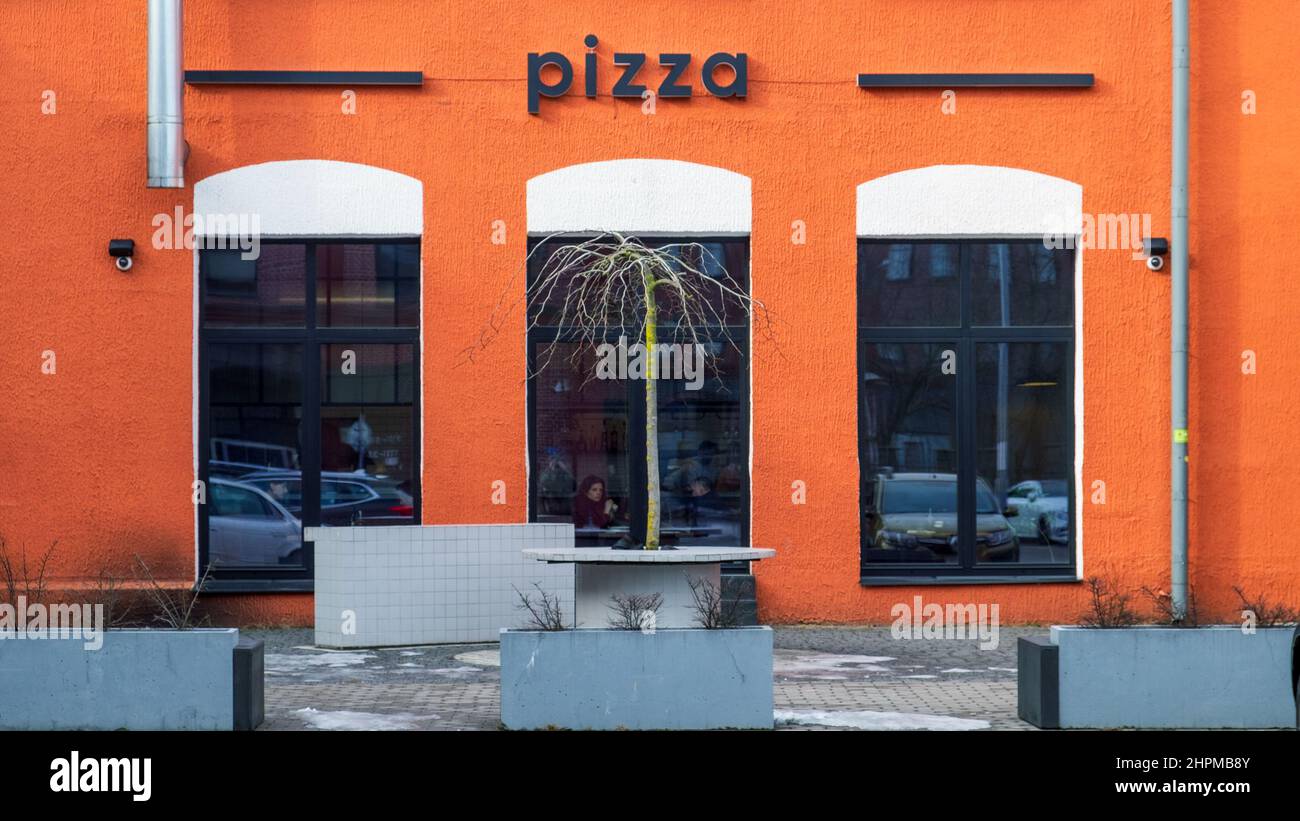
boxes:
[1,1,1296,625]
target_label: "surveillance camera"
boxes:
[1142,237,1169,256]
[108,238,134,272]
[1146,255,1164,272]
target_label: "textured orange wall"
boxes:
[1187,1,1300,622]
[0,1,1294,626]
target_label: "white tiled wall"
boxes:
[310,524,575,648]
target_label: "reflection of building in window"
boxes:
[930,244,958,278]
[884,243,912,280]
[200,241,421,579]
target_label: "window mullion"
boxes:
[958,337,976,570]
[302,244,322,535]
[958,244,975,570]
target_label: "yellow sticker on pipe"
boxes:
[1173,428,1189,444]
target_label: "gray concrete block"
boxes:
[0,628,240,730]
[501,626,773,730]
[1052,626,1295,729]
[233,636,264,731]
[1016,636,1058,728]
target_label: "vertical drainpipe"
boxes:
[1171,0,1190,619]
[147,0,185,188]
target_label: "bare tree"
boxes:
[513,582,567,630]
[1140,580,1200,627]
[607,591,663,630]
[85,565,140,629]
[687,574,744,629]
[468,233,770,550]
[0,536,59,607]
[1231,586,1298,627]
[134,555,213,630]
[1078,571,1139,628]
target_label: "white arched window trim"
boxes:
[856,164,1084,575]
[856,164,1081,238]
[527,159,751,236]
[194,159,423,237]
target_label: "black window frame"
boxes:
[524,234,752,554]
[198,238,422,590]
[857,238,1077,582]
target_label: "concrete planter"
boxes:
[1031,625,1299,729]
[0,628,246,730]
[500,626,773,730]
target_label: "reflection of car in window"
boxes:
[208,478,302,566]
[865,472,1019,562]
[237,470,414,525]
[1004,480,1069,544]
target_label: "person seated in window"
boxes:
[665,442,720,523]
[683,474,727,527]
[572,475,618,529]
[538,448,576,516]
[713,442,744,494]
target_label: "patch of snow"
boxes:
[988,667,1017,672]
[775,709,989,731]
[774,651,895,678]
[939,668,978,674]
[901,674,938,679]
[294,708,440,731]
[454,649,501,667]
[266,652,376,674]
[292,645,364,653]
[428,666,485,676]
[399,650,425,657]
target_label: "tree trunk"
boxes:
[643,269,660,550]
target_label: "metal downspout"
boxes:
[1172,0,1190,619]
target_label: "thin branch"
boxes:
[465,233,774,388]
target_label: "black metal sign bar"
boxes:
[185,70,424,86]
[857,73,1094,88]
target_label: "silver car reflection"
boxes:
[208,478,303,566]
[1004,480,1070,544]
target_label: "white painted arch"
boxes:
[193,160,422,237]
[527,159,751,235]
[856,164,1081,237]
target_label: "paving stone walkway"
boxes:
[248,625,1041,731]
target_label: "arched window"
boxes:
[194,161,423,586]
[525,160,752,551]
[856,165,1082,580]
